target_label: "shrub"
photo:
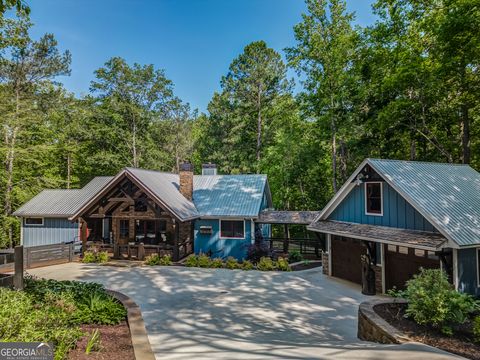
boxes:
[158,254,173,266]
[144,254,161,266]
[82,251,97,263]
[82,250,109,264]
[288,250,303,263]
[225,257,239,269]
[473,316,480,343]
[241,260,254,270]
[184,255,198,267]
[96,251,109,263]
[257,256,276,271]
[402,268,479,334]
[246,242,271,263]
[210,258,224,268]
[277,257,291,271]
[197,253,212,268]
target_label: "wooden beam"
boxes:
[80,218,88,255]
[283,224,290,254]
[173,221,179,262]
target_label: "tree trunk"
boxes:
[132,118,138,167]
[256,83,262,173]
[460,103,470,164]
[66,152,72,189]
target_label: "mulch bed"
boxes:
[68,322,135,360]
[290,261,322,271]
[374,303,480,360]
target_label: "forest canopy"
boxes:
[0,0,478,247]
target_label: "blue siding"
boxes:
[22,218,78,247]
[194,219,253,260]
[458,248,480,297]
[329,183,438,232]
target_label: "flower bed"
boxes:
[0,275,130,359]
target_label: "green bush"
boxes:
[82,251,96,263]
[197,253,212,268]
[276,257,291,271]
[473,316,480,343]
[241,260,254,270]
[158,254,173,266]
[210,258,224,268]
[184,255,198,267]
[144,254,161,265]
[225,257,239,269]
[82,250,109,264]
[401,268,479,334]
[257,257,276,271]
[288,250,303,263]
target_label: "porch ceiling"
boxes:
[308,220,447,250]
[256,210,320,225]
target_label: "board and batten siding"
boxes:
[328,182,438,232]
[22,217,79,247]
[194,219,253,260]
[457,248,480,297]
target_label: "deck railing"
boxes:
[264,237,324,259]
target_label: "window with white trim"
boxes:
[477,248,480,287]
[220,220,244,239]
[24,217,44,226]
[365,182,383,215]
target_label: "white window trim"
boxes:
[24,217,44,226]
[365,181,383,216]
[219,219,245,240]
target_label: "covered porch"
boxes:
[255,210,323,259]
[76,174,193,261]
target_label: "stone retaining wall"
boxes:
[357,298,410,344]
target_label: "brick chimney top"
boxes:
[179,162,193,201]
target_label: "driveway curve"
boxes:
[30,263,458,360]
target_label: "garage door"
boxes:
[385,245,440,290]
[331,236,366,284]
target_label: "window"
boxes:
[365,182,383,215]
[387,244,397,252]
[220,220,244,239]
[477,249,480,287]
[398,246,409,255]
[119,220,129,238]
[415,249,426,257]
[24,217,43,226]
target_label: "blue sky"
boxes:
[29,0,376,113]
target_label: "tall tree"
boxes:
[286,0,358,192]
[0,14,70,246]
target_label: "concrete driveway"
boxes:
[30,263,457,360]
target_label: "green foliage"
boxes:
[158,254,173,266]
[210,258,224,268]
[288,250,303,263]
[82,250,109,264]
[197,253,212,268]
[401,268,479,334]
[473,316,480,343]
[144,254,161,266]
[256,257,276,271]
[85,329,101,354]
[276,257,292,272]
[184,255,199,267]
[225,257,239,270]
[241,260,254,270]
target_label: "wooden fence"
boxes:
[0,246,24,289]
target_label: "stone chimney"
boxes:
[179,162,194,201]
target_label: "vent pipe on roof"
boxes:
[202,163,217,176]
[179,162,194,201]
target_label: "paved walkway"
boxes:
[30,263,458,360]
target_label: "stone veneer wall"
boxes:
[373,265,383,294]
[321,251,329,275]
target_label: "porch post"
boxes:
[283,224,290,254]
[173,220,179,262]
[80,218,88,255]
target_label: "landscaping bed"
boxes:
[375,302,480,360]
[68,322,134,360]
[0,275,131,359]
[290,260,322,271]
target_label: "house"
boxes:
[308,159,480,297]
[13,163,272,261]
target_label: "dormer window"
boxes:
[365,182,383,216]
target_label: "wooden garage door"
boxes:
[331,236,366,284]
[385,245,440,290]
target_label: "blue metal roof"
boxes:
[193,175,268,218]
[367,159,480,247]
